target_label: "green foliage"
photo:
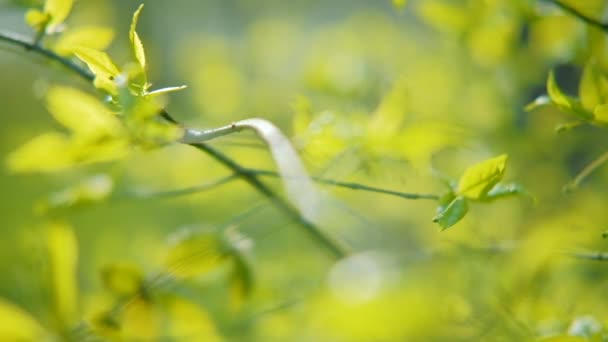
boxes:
[2,0,608,340]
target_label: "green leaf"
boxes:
[25,9,50,31]
[101,263,144,297]
[6,132,73,173]
[164,228,230,279]
[457,154,508,200]
[130,4,147,72]
[593,103,608,124]
[579,60,608,111]
[73,47,120,95]
[47,221,79,326]
[547,70,593,120]
[45,0,75,31]
[432,196,468,230]
[53,26,115,56]
[0,299,47,340]
[36,174,113,214]
[46,86,123,138]
[482,183,533,202]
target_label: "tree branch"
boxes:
[0,29,348,258]
[547,0,608,32]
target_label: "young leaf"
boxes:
[0,299,47,340]
[73,47,120,94]
[47,221,79,326]
[594,103,608,124]
[45,0,75,32]
[101,263,144,297]
[547,70,593,120]
[432,196,468,230]
[579,61,608,112]
[130,4,147,71]
[46,86,123,138]
[25,9,50,31]
[457,154,508,200]
[524,95,551,112]
[6,132,72,173]
[483,183,533,202]
[36,174,113,214]
[53,26,115,56]
[164,228,230,279]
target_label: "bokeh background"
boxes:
[1,0,608,340]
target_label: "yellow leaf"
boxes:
[25,9,49,31]
[0,299,46,340]
[6,132,73,173]
[46,86,123,138]
[594,103,608,124]
[47,221,79,326]
[122,298,161,340]
[101,263,143,297]
[165,229,229,279]
[130,4,146,70]
[45,0,75,32]
[53,26,115,56]
[457,154,508,200]
[74,47,120,95]
[166,297,221,341]
[579,61,608,111]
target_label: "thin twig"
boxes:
[547,0,608,32]
[0,29,348,259]
[129,174,238,199]
[565,150,608,190]
[247,169,440,200]
[570,251,608,261]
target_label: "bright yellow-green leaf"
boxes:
[25,9,49,31]
[457,154,508,199]
[101,263,143,297]
[74,47,120,94]
[594,103,608,124]
[579,61,608,111]
[130,4,147,71]
[53,26,115,56]
[45,0,75,32]
[6,132,72,173]
[547,70,593,120]
[392,0,407,10]
[0,298,46,340]
[46,86,123,138]
[166,297,221,341]
[122,298,161,340]
[165,229,229,279]
[47,221,79,326]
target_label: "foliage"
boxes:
[0,0,607,340]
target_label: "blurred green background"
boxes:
[1,0,608,340]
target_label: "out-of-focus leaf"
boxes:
[392,0,407,10]
[122,298,161,340]
[74,47,120,95]
[432,196,468,230]
[129,4,146,71]
[47,221,79,326]
[457,154,508,200]
[164,228,230,279]
[579,61,608,111]
[45,0,74,32]
[53,26,115,56]
[0,298,46,340]
[593,103,608,124]
[37,174,113,213]
[101,263,144,297]
[555,121,584,133]
[6,132,72,172]
[25,9,49,31]
[165,297,221,341]
[46,86,123,138]
[547,71,592,120]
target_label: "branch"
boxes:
[129,174,238,199]
[547,0,608,32]
[0,29,348,259]
[246,169,439,200]
[564,150,608,191]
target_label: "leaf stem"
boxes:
[565,150,608,191]
[547,0,608,32]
